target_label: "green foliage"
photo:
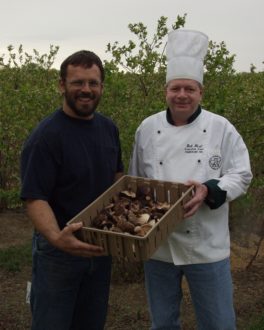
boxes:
[0,45,61,208]
[0,44,59,69]
[103,15,187,169]
[105,15,186,98]
[0,241,32,272]
[205,40,236,76]
[204,71,264,192]
[203,40,236,115]
[0,16,263,224]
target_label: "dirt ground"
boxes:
[0,210,263,330]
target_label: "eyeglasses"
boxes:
[67,79,102,89]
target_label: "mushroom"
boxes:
[90,184,172,236]
[113,201,128,216]
[104,203,114,210]
[134,226,142,234]
[150,211,164,221]
[156,201,171,212]
[127,211,140,225]
[148,219,156,227]
[134,224,152,237]
[91,213,109,229]
[116,216,135,234]
[130,200,141,213]
[137,213,150,225]
[119,189,136,199]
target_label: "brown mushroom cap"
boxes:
[134,224,152,237]
[156,201,171,211]
[119,190,136,199]
[116,216,135,234]
[137,213,150,225]
[90,184,171,237]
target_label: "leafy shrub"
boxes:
[0,18,263,247]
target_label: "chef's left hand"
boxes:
[183,180,208,218]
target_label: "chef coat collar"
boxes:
[166,105,201,125]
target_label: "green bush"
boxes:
[0,17,263,235]
[0,45,60,208]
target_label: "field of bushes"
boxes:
[1,18,263,233]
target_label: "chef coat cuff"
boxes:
[203,179,227,209]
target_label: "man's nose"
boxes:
[81,82,92,91]
[178,88,187,97]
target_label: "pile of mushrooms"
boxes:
[91,185,171,237]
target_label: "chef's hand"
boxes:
[183,180,208,218]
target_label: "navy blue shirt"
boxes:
[21,109,123,228]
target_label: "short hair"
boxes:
[60,50,105,82]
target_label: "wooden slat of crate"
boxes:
[109,234,124,259]
[68,175,193,261]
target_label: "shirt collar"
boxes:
[166,105,202,125]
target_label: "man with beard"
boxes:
[20,50,124,330]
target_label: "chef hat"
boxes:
[166,29,209,84]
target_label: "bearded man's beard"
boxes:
[64,91,101,118]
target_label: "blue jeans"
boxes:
[144,258,236,330]
[30,233,112,330]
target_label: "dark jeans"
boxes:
[30,233,112,330]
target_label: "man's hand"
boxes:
[183,180,208,218]
[26,199,105,258]
[51,222,105,257]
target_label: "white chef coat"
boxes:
[128,109,252,265]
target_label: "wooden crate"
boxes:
[67,175,193,261]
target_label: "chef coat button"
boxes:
[160,161,163,165]
[157,130,161,134]
[186,230,190,234]
[203,129,206,133]
[198,159,201,163]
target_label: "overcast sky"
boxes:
[1,0,263,72]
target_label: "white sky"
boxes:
[1,0,263,72]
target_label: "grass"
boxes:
[0,240,263,330]
[0,241,32,272]
[249,315,264,330]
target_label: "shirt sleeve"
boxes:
[203,179,227,209]
[216,125,252,202]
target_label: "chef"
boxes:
[128,29,252,330]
